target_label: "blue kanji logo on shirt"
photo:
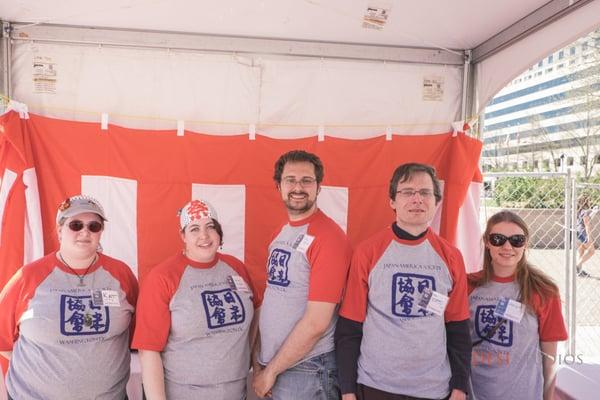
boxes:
[391,273,436,317]
[267,248,291,287]
[475,305,513,347]
[201,289,246,329]
[60,295,110,336]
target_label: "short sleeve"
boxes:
[0,269,26,350]
[338,244,372,323]
[131,262,179,351]
[536,294,568,342]
[0,257,54,351]
[306,222,352,303]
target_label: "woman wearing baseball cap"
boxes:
[133,199,261,400]
[0,194,138,399]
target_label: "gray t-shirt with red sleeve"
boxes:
[339,227,470,398]
[132,252,260,400]
[0,252,138,400]
[468,274,567,400]
[259,209,351,366]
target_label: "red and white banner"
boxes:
[0,111,482,291]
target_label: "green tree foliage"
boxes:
[492,177,565,208]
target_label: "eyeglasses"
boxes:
[396,189,435,198]
[67,220,103,233]
[488,233,526,248]
[281,176,317,188]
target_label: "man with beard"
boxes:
[253,150,352,400]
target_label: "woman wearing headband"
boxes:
[468,211,567,400]
[0,195,138,399]
[133,199,261,400]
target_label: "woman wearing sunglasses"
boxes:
[132,199,261,400]
[0,195,138,400]
[468,211,567,400]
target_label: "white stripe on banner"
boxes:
[23,168,44,264]
[318,185,349,233]
[0,168,18,246]
[457,181,483,272]
[82,176,139,276]
[191,184,246,262]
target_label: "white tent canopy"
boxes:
[2,0,600,137]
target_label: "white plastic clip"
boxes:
[101,113,109,130]
[249,124,256,140]
[177,120,185,137]
[318,125,325,142]
[385,126,392,141]
[7,100,29,119]
[451,121,465,137]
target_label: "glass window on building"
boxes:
[543,160,550,170]
[481,29,600,178]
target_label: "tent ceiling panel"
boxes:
[3,0,550,50]
[3,0,600,120]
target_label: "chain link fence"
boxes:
[482,171,600,363]
[571,183,600,363]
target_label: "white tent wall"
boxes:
[475,0,600,113]
[10,41,463,137]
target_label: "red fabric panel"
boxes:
[0,112,482,295]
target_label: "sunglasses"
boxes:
[488,233,526,248]
[67,220,103,233]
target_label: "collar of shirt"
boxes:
[391,222,427,241]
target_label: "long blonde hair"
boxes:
[469,211,559,308]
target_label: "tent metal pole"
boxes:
[1,21,12,98]
[460,50,472,123]
[9,23,465,66]
[472,0,595,63]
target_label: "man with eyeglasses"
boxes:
[335,163,471,400]
[253,150,352,400]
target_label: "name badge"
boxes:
[91,289,121,307]
[227,275,250,292]
[292,234,315,253]
[494,297,524,323]
[418,288,449,316]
